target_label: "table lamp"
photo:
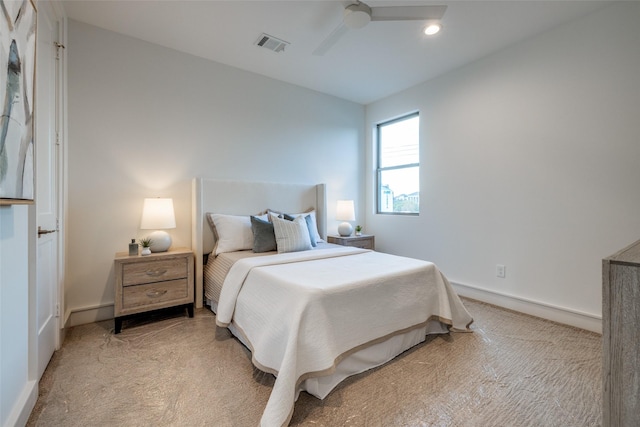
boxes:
[140,197,176,252]
[336,200,355,237]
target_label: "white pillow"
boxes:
[272,215,312,254]
[207,213,255,255]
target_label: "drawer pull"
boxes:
[146,289,168,298]
[145,269,167,277]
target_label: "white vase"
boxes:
[141,247,151,256]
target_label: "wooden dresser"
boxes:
[114,248,194,333]
[602,239,640,427]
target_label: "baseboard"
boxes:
[67,303,114,327]
[451,281,602,334]
[62,286,602,333]
[4,379,37,427]
[58,324,67,349]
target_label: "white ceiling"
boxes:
[61,0,610,105]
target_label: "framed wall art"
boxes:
[0,0,36,205]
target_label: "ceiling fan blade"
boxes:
[313,22,349,56]
[370,5,447,22]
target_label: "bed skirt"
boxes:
[207,299,449,400]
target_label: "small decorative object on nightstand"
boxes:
[327,234,374,250]
[138,237,153,256]
[114,248,194,334]
[128,239,138,256]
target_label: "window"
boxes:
[376,113,419,214]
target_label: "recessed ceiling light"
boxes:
[423,22,442,36]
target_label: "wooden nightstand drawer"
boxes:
[122,258,187,286]
[327,235,375,250]
[345,239,374,249]
[122,279,189,309]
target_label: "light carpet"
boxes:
[27,298,602,426]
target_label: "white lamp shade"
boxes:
[140,198,176,230]
[336,200,355,221]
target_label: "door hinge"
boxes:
[55,42,65,60]
[55,303,60,317]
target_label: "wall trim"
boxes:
[4,379,37,427]
[67,302,114,328]
[64,286,603,333]
[451,281,602,334]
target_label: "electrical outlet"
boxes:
[496,264,506,278]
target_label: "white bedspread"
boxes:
[216,246,473,427]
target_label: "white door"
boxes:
[35,3,61,379]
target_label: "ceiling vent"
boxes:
[255,33,290,53]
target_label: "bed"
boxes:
[191,178,473,427]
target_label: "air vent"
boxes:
[255,33,290,53]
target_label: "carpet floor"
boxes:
[27,298,602,426]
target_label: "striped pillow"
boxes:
[272,215,312,253]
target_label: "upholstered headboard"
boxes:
[191,178,327,307]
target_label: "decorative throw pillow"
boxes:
[268,210,285,221]
[271,215,312,253]
[271,210,321,246]
[206,213,254,255]
[283,213,317,247]
[250,215,277,253]
[286,209,323,243]
[304,215,318,247]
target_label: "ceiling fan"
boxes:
[313,1,447,56]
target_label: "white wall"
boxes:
[366,2,640,332]
[0,205,36,427]
[66,21,365,325]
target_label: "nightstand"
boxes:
[327,234,375,250]
[114,248,194,334]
